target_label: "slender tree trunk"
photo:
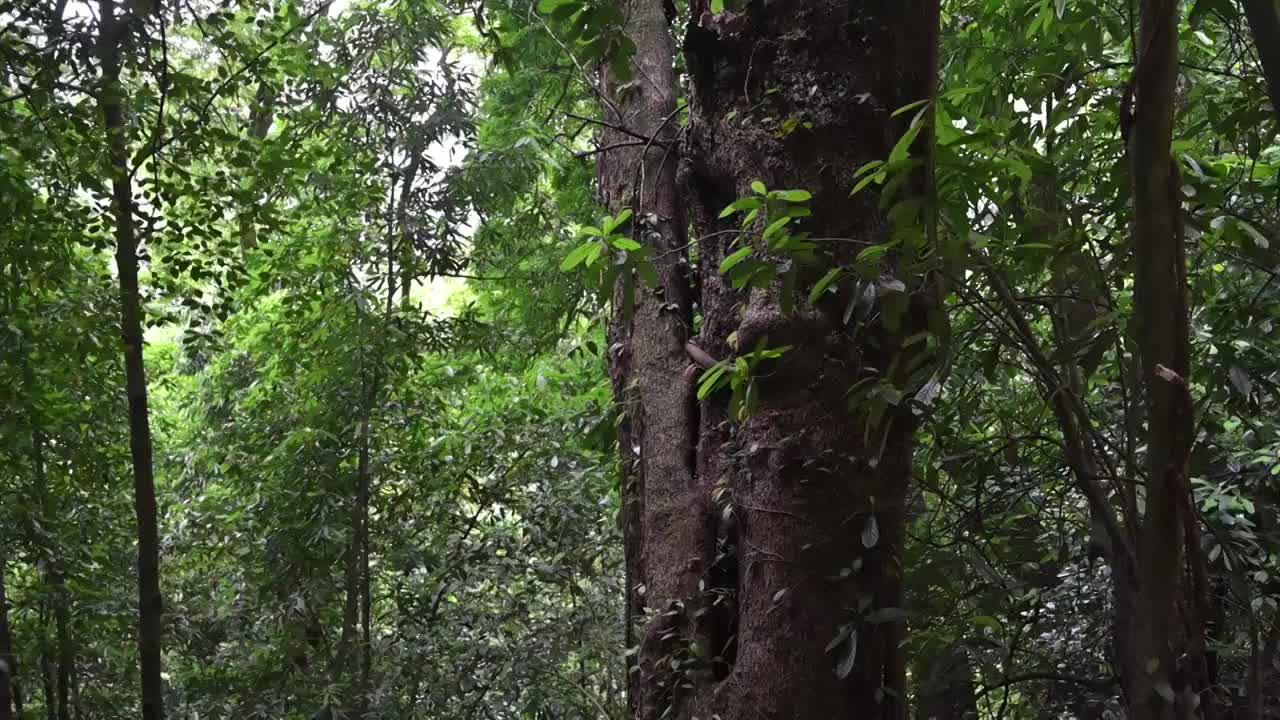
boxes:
[38,650,52,720]
[395,149,421,307]
[597,2,695,719]
[597,2,940,717]
[1124,0,1201,717]
[96,2,164,718]
[238,82,275,256]
[1247,611,1280,719]
[355,398,372,719]
[917,648,977,720]
[334,516,359,701]
[26,427,71,720]
[68,666,78,720]
[0,557,15,720]
[1242,0,1280,124]
[13,307,72,720]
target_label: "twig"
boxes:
[564,111,671,149]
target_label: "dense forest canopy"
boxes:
[2,0,1279,717]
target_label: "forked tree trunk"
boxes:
[599,2,940,718]
[96,2,165,718]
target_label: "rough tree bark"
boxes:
[598,1,941,718]
[677,3,939,717]
[96,1,165,718]
[596,1,695,717]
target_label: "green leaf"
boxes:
[888,122,923,165]
[1238,219,1270,249]
[611,237,642,251]
[763,216,792,242]
[719,197,763,218]
[853,160,884,179]
[808,267,843,304]
[850,171,885,196]
[560,242,598,271]
[537,0,577,15]
[775,189,812,203]
[890,98,930,118]
[697,365,729,399]
[605,208,633,234]
[856,244,889,265]
[719,245,754,274]
[973,615,1002,633]
[750,180,767,195]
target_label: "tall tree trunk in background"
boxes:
[596,1,694,719]
[39,651,53,720]
[31,429,71,720]
[0,557,15,720]
[1242,0,1280,123]
[354,377,374,719]
[334,492,359,701]
[97,2,165,718]
[23,407,71,720]
[18,363,71,720]
[9,277,73,720]
[395,150,422,307]
[1123,0,1202,717]
[597,1,940,718]
[916,648,977,720]
[238,82,275,256]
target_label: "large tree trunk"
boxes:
[597,2,940,718]
[678,3,938,717]
[96,2,165,718]
[1241,0,1280,124]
